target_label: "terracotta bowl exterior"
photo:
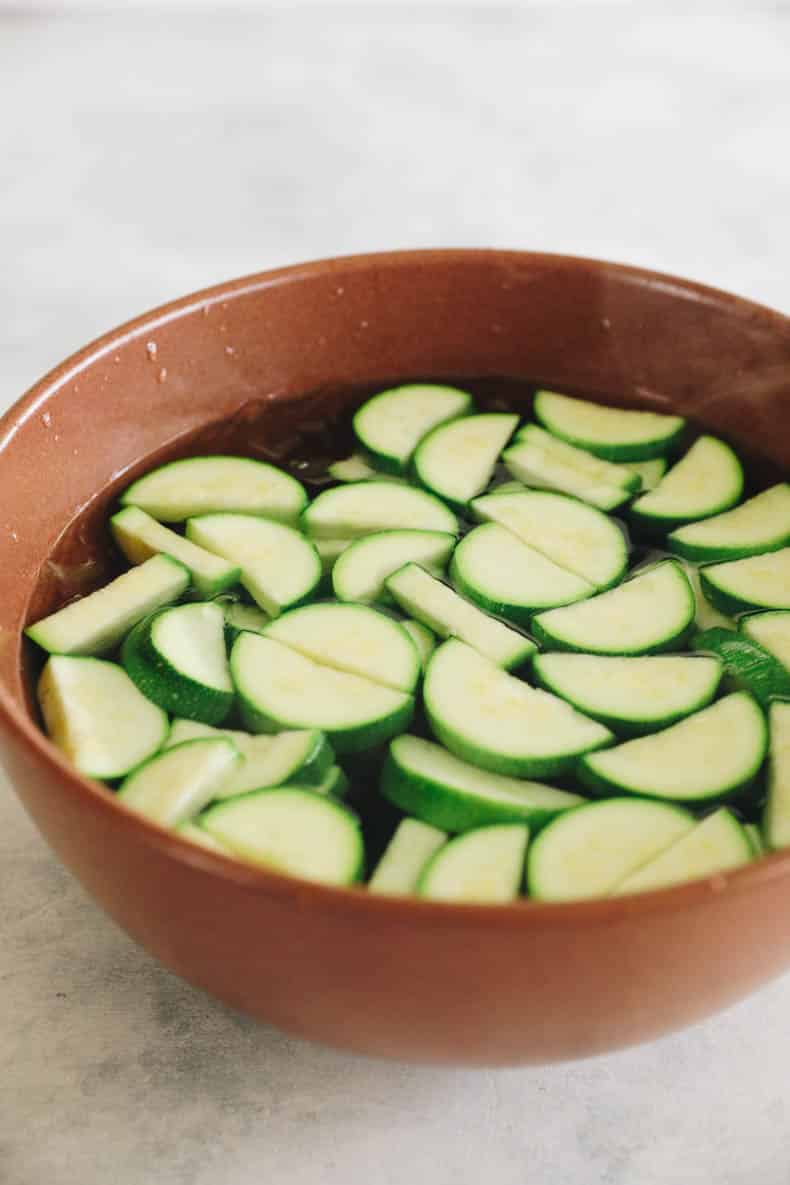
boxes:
[2,250,790,1066]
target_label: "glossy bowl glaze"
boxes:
[2,250,790,1066]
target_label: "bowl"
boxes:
[2,249,790,1066]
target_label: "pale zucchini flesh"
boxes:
[25,554,189,656]
[630,436,743,530]
[413,413,519,507]
[505,425,636,510]
[678,559,735,631]
[176,821,232,855]
[450,522,594,626]
[400,619,436,668]
[332,529,456,604]
[328,454,379,482]
[303,481,459,540]
[532,561,694,656]
[418,823,530,903]
[352,383,473,474]
[618,457,667,490]
[612,808,752,895]
[221,600,270,639]
[368,818,447,895]
[527,798,694,901]
[700,548,790,616]
[117,738,243,827]
[669,484,790,562]
[164,718,332,795]
[186,513,321,617]
[110,506,241,598]
[532,653,722,734]
[741,611,790,673]
[423,639,612,777]
[533,390,685,461]
[120,455,307,524]
[472,490,627,589]
[37,655,168,781]
[579,692,767,804]
[764,701,790,850]
[381,733,583,832]
[385,562,535,669]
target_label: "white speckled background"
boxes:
[1,5,789,1183]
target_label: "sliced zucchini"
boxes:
[532,652,722,735]
[122,601,234,725]
[220,599,269,642]
[418,824,530,903]
[618,457,667,490]
[264,602,420,693]
[314,537,353,572]
[505,425,637,511]
[412,413,519,508]
[612,808,753,895]
[668,483,790,562]
[368,818,447,895]
[531,561,694,655]
[472,490,627,590]
[332,529,456,605]
[175,821,232,854]
[231,633,413,754]
[298,764,350,799]
[692,627,790,709]
[303,481,458,541]
[678,559,734,630]
[385,562,535,670]
[423,639,612,777]
[37,655,168,781]
[200,787,364,885]
[527,797,694,901]
[533,390,685,460]
[630,436,743,531]
[578,692,767,805]
[400,619,436,669]
[120,455,307,524]
[164,718,333,794]
[700,548,790,616]
[763,701,790,850]
[25,553,189,656]
[450,522,594,626]
[117,737,242,827]
[381,734,583,832]
[741,611,790,672]
[488,480,527,497]
[352,383,473,474]
[110,506,241,598]
[186,513,321,617]
[328,454,379,482]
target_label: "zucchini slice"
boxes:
[297,764,350,799]
[220,599,269,642]
[175,821,232,854]
[617,457,667,490]
[332,529,456,604]
[164,718,333,794]
[314,537,353,572]
[385,562,535,670]
[400,619,436,669]
[527,798,694,901]
[352,383,473,474]
[488,480,527,497]
[418,824,530,903]
[264,602,421,693]
[368,818,447,895]
[578,692,767,805]
[328,454,379,482]
[117,737,243,827]
[303,481,459,540]
[110,506,241,598]
[531,561,694,655]
[122,601,234,725]
[412,413,519,508]
[423,639,612,778]
[533,390,685,460]
[472,489,627,590]
[692,627,790,709]
[677,559,734,631]
[763,701,790,850]
[612,808,753,895]
[741,611,790,672]
[532,652,722,734]
[120,455,307,524]
[25,553,189,656]
[381,734,584,832]
[231,633,413,754]
[186,513,321,617]
[505,425,638,511]
[450,522,594,626]
[37,655,168,781]
[668,483,790,563]
[200,787,364,885]
[700,548,790,615]
[630,435,743,531]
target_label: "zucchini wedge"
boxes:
[700,548,790,615]
[668,483,790,563]
[630,435,743,532]
[164,718,333,794]
[692,627,790,709]
[332,529,456,605]
[418,824,530,903]
[352,383,473,474]
[505,424,638,510]
[368,818,447,895]
[400,619,436,669]
[303,481,459,540]
[533,390,685,460]
[763,701,790,850]
[110,506,241,598]
[117,737,243,827]
[612,808,753,895]
[413,413,519,509]
[741,611,790,672]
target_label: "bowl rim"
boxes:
[3,246,790,927]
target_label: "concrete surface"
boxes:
[1,5,789,1184]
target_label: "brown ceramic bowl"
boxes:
[2,250,790,1066]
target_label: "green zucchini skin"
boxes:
[692,627,790,709]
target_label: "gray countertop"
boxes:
[1,6,789,1183]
